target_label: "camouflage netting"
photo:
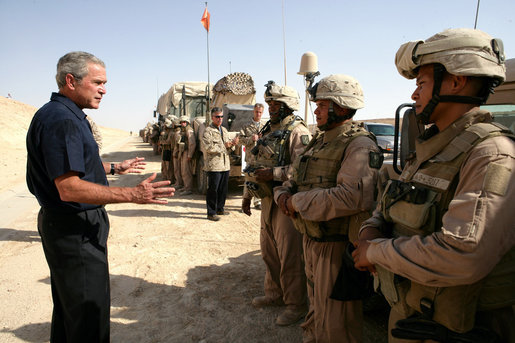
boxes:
[213,72,255,95]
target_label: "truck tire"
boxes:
[196,155,208,195]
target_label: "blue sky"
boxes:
[1,0,514,131]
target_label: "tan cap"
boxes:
[313,74,364,110]
[395,28,505,83]
[264,83,300,111]
[179,115,190,124]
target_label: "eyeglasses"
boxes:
[213,115,223,118]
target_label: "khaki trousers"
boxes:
[173,155,182,187]
[259,196,307,307]
[179,153,193,191]
[302,237,363,343]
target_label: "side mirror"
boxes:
[393,104,424,174]
[400,107,424,170]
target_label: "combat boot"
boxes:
[275,305,308,326]
[251,296,284,308]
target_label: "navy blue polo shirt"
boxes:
[26,92,108,213]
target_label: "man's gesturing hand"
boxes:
[118,157,147,175]
[133,173,174,204]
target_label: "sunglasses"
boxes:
[213,115,223,118]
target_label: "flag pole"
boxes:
[201,3,211,115]
[282,0,287,85]
[206,2,210,112]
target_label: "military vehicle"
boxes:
[154,73,257,194]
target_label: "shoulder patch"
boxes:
[483,162,511,196]
[301,135,310,145]
[369,151,384,169]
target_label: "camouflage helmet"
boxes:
[396,28,506,124]
[264,81,300,111]
[311,74,364,110]
[395,28,505,83]
[164,118,173,128]
[179,115,190,124]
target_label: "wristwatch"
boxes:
[110,163,115,175]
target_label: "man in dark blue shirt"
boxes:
[26,51,174,343]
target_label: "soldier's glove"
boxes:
[242,198,252,216]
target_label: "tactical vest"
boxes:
[246,116,306,199]
[291,123,377,241]
[178,125,192,154]
[379,119,515,333]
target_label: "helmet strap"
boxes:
[317,102,352,131]
[418,64,493,125]
[270,103,288,123]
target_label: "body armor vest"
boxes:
[291,123,376,241]
[245,116,306,199]
[178,125,192,154]
[380,116,515,333]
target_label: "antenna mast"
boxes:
[474,0,480,29]
[282,0,287,85]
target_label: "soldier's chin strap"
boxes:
[417,64,499,125]
[270,103,291,123]
[318,102,353,131]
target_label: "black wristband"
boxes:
[110,163,115,175]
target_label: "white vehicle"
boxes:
[362,122,396,154]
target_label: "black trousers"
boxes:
[206,170,229,216]
[38,207,110,343]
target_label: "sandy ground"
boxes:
[0,96,388,342]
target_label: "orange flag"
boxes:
[201,8,210,32]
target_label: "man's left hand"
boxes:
[277,192,296,217]
[352,240,376,273]
[118,157,146,175]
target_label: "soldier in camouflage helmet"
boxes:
[171,116,183,189]
[160,118,174,181]
[246,81,310,327]
[150,122,161,155]
[239,103,266,211]
[176,115,196,195]
[275,74,382,342]
[353,28,515,342]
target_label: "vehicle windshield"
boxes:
[366,124,395,136]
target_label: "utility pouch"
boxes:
[375,265,413,318]
[382,180,438,236]
[406,282,482,333]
